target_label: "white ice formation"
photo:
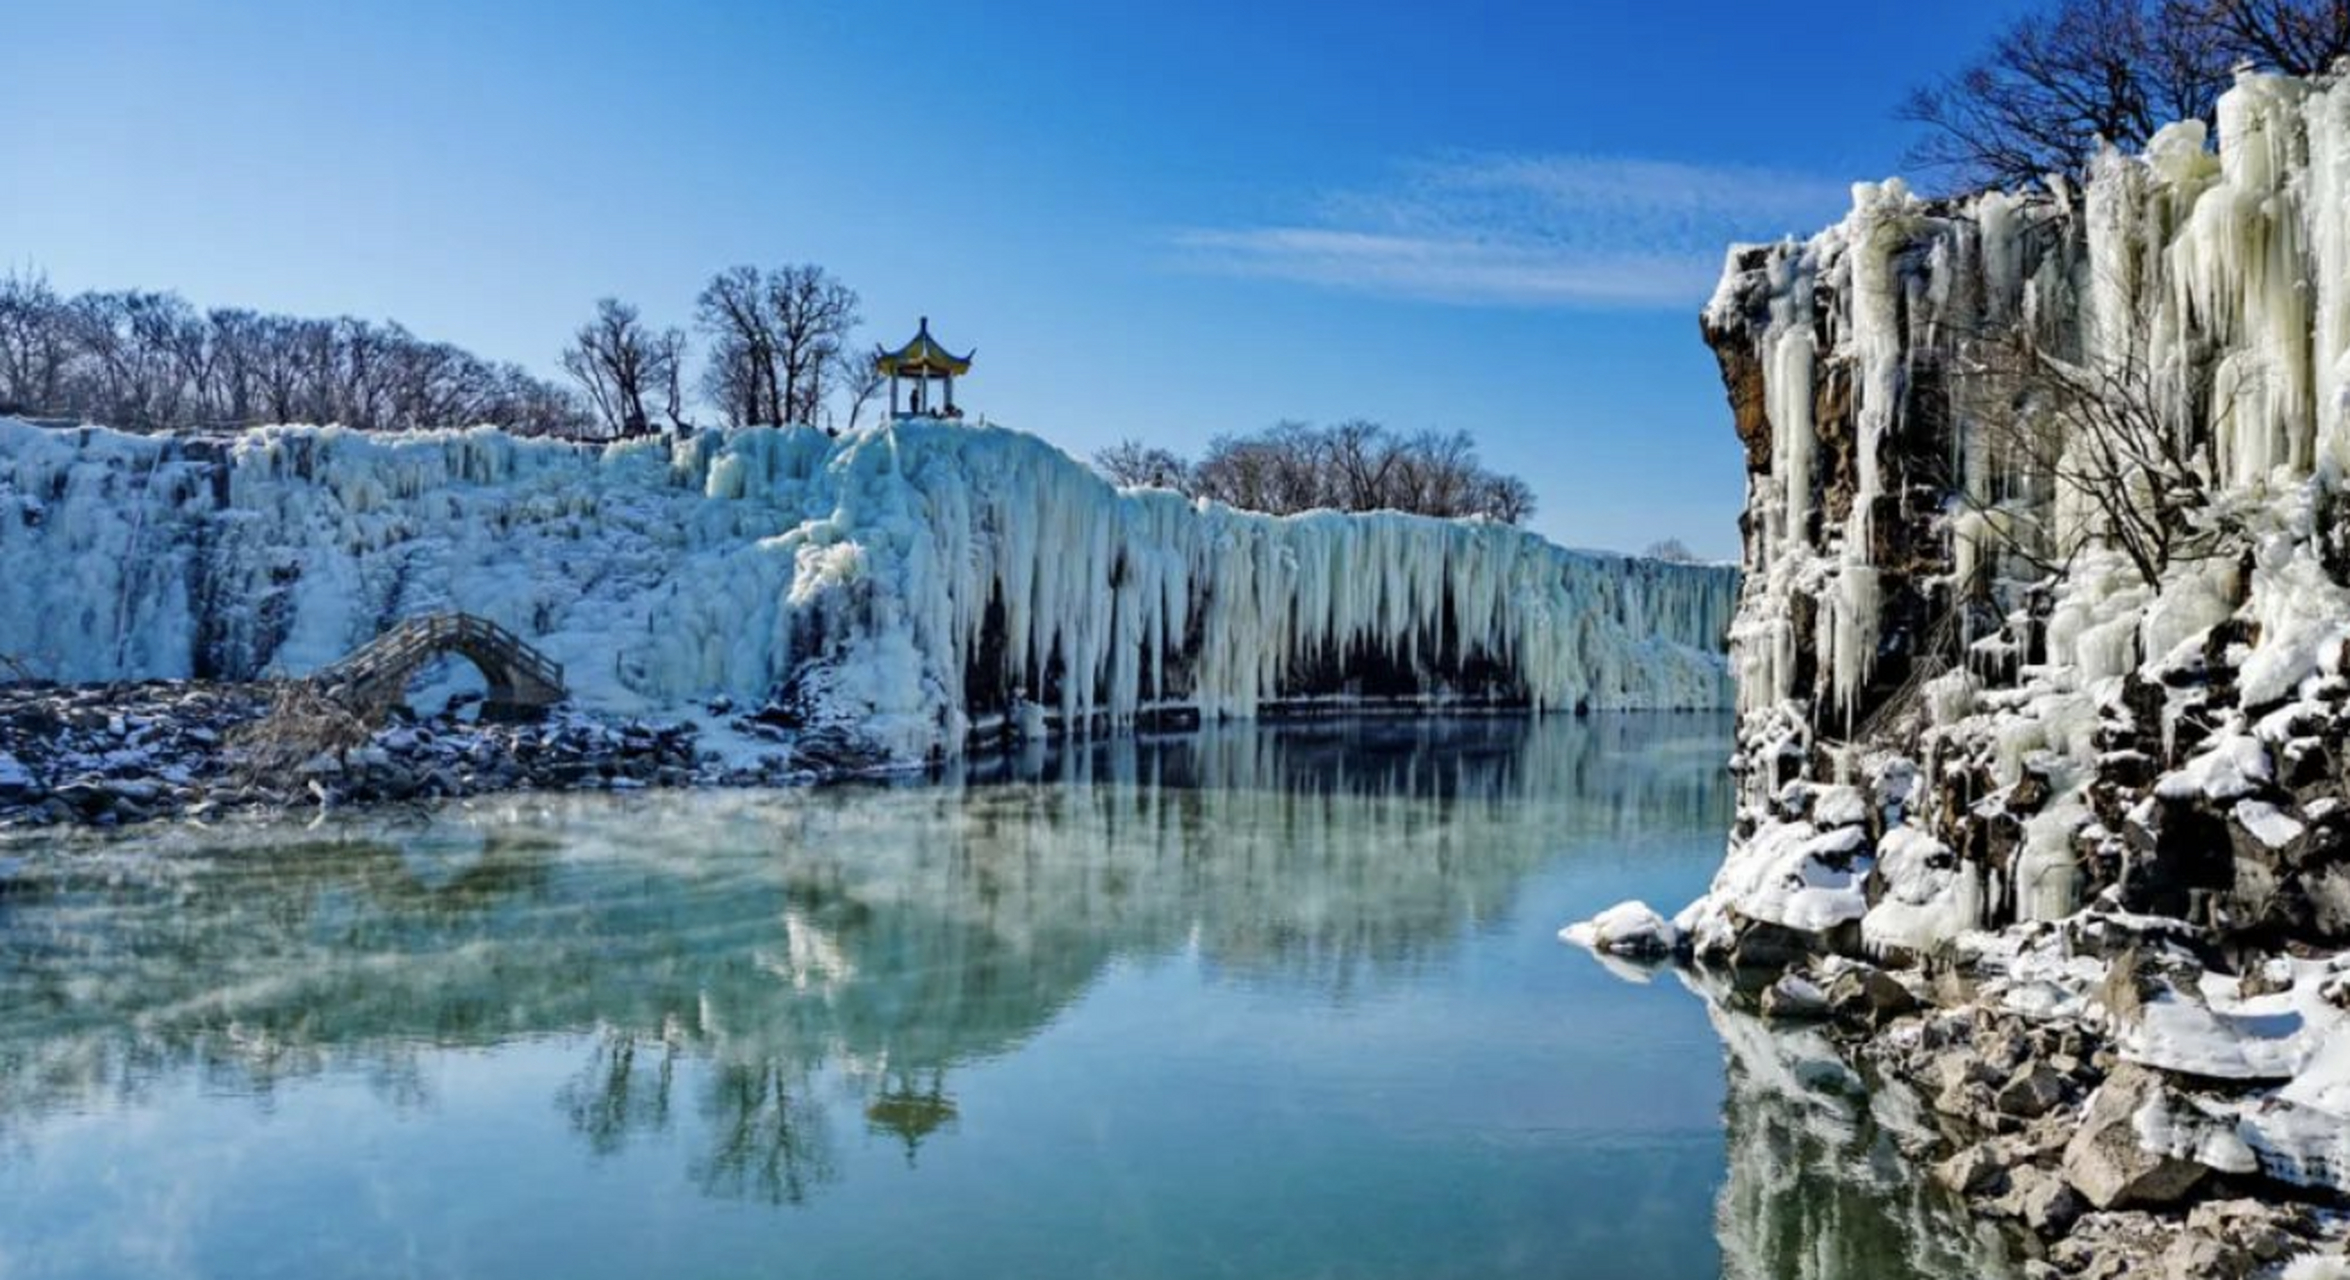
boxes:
[1687,67,2350,1198]
[1702,67,2350,937]
[0,415,1734,760]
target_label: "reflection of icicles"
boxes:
[0,714,1736,1113]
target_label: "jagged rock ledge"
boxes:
[1572,64,2350,1280]
[1571,894,2350,1278]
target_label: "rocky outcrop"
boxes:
[0,680,821,828]
[2061,1065,2211,1210]
[1649,63,2350,1280]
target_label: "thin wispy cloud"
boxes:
[1173,154,1849,309]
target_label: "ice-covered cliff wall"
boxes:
[0,416,1734,760]
[1699,66,2350,951]
[1679,69,2350,1211]
[1710,67,2350,741]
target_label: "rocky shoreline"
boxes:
[0,679,883,830]
[1572,903,2349,1278]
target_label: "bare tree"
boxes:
[1476,474,1539,525]
[1094,439,1191,490]
[832,345,885,434]
[766,266,859,428]
[697,266,776,427]
[2193,0,2350,72]
[692,264,860,429]
[0,271,70,413]
[1957,330,2235,589]
[1643,538,1699,563]
[562,299,682,438]
[1901,0,2232,191]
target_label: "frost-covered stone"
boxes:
[2062,1065,2210,1210]
[1558,900,1680,958]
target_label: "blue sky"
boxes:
[3,0,2036,557]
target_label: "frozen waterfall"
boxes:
[0,416,1734,761]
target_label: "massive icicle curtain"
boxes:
[0,416,1734,759]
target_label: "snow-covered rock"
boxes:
[1559,899,1680,958]
[1702,818,1874,936]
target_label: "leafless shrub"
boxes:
[226,680,379,790]
[1953,330,2238,590]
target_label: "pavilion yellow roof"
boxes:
[874,317,973,377]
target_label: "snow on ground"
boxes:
[0,416,1736,762]
[1965,925,2350,1194]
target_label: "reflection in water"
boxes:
[1701,976,2024,1280]
[0,717,1728,1206]
[0,712,2009,1279]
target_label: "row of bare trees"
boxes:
[0,261,884,440]
[1096,420,1538,524]
[0,273,583,436]
[1903,0,2350,190]
[560,264,883,439]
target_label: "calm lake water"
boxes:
[0,716,2007,1280]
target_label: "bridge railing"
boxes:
[313,612,565,704]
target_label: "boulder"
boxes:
[1996,1061,2071,1120]
[1825,964,1920,1026]
[1557,900,1681,958]
[1933,1142,2011,1196]
[2004,1163,2084,1237]
[2061,1064,2210,1209]
[1760,973,1831,1021]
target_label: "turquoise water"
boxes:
[0,717,2000,1279]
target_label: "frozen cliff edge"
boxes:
[0,415,1734,762]
[1561,64,2350,1274]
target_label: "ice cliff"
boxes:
[0,415,1733,760]
[1692,66,2350,1198]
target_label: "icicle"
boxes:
[0,417,1739,763]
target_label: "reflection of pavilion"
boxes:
[0,715,1734,1209]
[864,1068,958,1165]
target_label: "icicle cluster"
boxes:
[1710,69,2350,736]
[0,416,1734,760]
